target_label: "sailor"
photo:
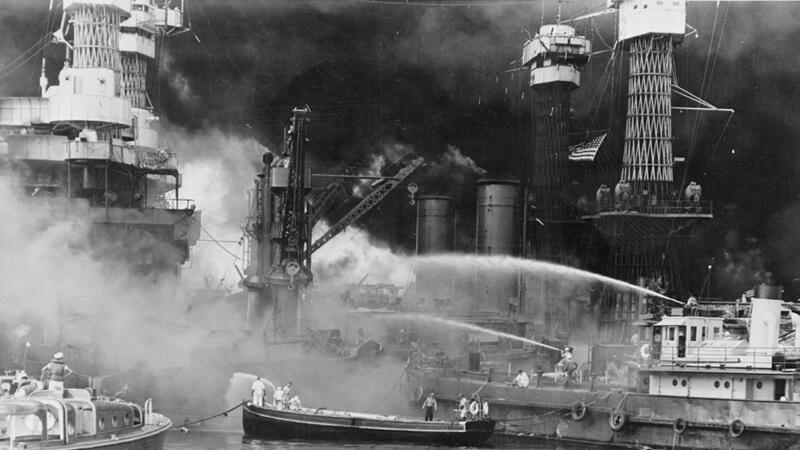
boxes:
[273,384,285,408]
[14,374,37,398]
[251,377,267,407]
[113,383,131,399]
[421,392,437,422]
[559,348,578,387]
[0,382,10,400]
[457,393,468,420]
[510,369,529,388]
[41,352,73,391]
[282,382,293,408]
[289,395,302,411]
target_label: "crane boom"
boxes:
[310,157,424,254]
[309,182,347,228]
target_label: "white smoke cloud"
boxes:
[442,144,487,176]
[161,123,270,290]
[312,225,414,288]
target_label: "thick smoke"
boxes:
[0,173,204,372]
[3,1,800,425]
[161,123,269,288]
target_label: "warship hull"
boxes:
[408,368,800,449]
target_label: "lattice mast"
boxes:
[70,2,123,91]
[120,0,187,109]
[521,24,590,261]
[588,0,716,343]
[613,0,685,199]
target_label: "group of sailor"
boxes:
[0,352,72,399]
[0,371,39,399]
[508,345,580,388]
[251,377,302,411]
[455,393,488,420]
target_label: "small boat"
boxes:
[0,389,171,449]
[242,401,495,446]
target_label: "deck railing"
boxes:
[653,345,790,370]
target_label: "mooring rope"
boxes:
[362,368,407,413]
[492,389,621,423]
[172,402,244,430]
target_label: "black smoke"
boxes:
[4,1,800,297]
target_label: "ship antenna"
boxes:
[556,0,562,24]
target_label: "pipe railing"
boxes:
[652,345,794,370]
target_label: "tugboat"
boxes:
[0,388,171,449]
[406,286,800,449]
[242,400,495,446]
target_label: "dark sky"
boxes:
[3,1,800,297]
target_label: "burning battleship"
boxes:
[402,1,800,449]
[3,1,800,448]
[0,0,200,376]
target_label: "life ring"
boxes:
[609,409,627,431]
[729,419,745,437]
[673,417,687,434]
[570,401,587,421]
[469,402,480,416]
[639,344,651,360]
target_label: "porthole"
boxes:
[724,381,731,389]
[681,379,687,387]
[111,415,119,428]
[714,381,720,388]
[672,379,678,386]
[756,381,763,389]
[124,412,131,426]
[98,417,105,431]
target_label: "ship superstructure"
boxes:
[0,0,198,295]
[522,23,590,265]
[584,0,715,343]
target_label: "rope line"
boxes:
[174,402,244,429]
[492,389,621,423]
[363,368,407,413]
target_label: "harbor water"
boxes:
[164,428,599,449]
[161,409,604,449]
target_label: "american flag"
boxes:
[569,133,607,162]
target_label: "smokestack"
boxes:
[749,284,783,350]
[475,179,520,256]
[475,179,521,315]
[415,195,454,255]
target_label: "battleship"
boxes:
[2,1,800,449]
[0,0,200,376]
[403,1,800,449]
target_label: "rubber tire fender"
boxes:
[729,419,745,438]
[609,409,627,432]
[570,401,587,421]
[673,417,687,434]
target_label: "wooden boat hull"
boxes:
[7,413,171,450]
[242,403,494,446]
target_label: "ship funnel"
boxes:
[749,287,783,350]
